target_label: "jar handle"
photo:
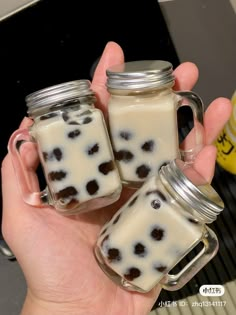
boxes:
[176,90,204,162]
[161,226,218,291]
[7,128,49,207]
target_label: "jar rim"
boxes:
[160,159,224,224]
[106,60,175,90]
[25,80,95,114]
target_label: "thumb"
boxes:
[1,116,35,220]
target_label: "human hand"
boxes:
[1,41,232,315]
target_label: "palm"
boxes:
[1,42,232,315]
[10,187,158,315]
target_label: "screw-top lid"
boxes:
[160,159,224,224]
[106,60,175,90]
[26,80,96,116]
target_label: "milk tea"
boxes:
[95,175,204,292]
[108,91,180,186]
[31,106,122,213]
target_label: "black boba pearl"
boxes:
[68,129,81,139]
[124,267,141,281]
[115,150,134,162]
[83,117,93,124]
[119,131,132,140]
[98,160,115,175]
[154,263,167,273]
[86,179,99,195]
[68,121,79,125]
[62,112,69,121]
[79,110,90,116]
[136,164,151,178]
[48,170,67,181]
[134,242,147,257]
[56,186,78,199]
[107,248,122,262]
[53,148,63,161]
[151,199,161,209]
[87,143,99,155]
[141,140,154,152]
[150,226,165,241]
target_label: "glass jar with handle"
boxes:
[8,80,122,215]
[94,159,224,293]
[106,60,205,188]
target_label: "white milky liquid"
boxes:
[31,107,121,212]
[97,176,203,292]
[108,92,181,185]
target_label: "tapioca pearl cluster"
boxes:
[68,129,81,139]
[84,160,117,196]
[43,147,63,162]
[41,112,116,207]
[100,223,168,283]
[87,143,99,155]
[99,188,169,283]
[114,129,170,179]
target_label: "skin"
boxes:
[1,41,232,315]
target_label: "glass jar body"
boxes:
[9,97,122,215]
[94,173,208,293]
[107,86,181,188]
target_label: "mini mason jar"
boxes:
[94,159,224,293]
[8,80,122,215]
[106,60,204,188]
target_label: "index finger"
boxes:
[91,41,124,115]
[173,62,199,91]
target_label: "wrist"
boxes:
[21,290,88,315]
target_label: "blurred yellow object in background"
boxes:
[215,90,236,174]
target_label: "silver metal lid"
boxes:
[160,159,224,224]
[106,60,175,90]
[26,80,95,115]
